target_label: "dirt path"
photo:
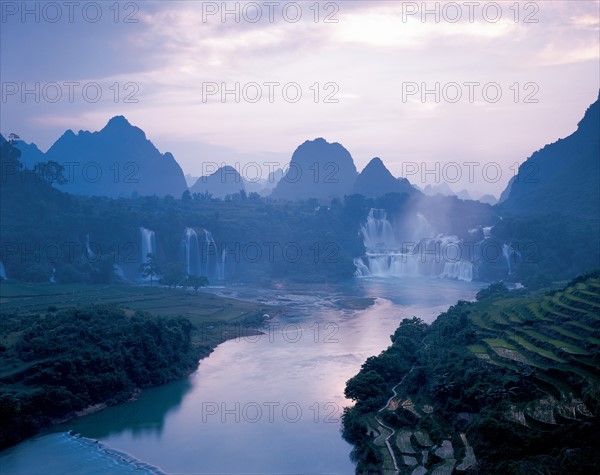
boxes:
[374,366,416,474]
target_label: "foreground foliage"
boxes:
[0,306,203,449]
[343,271,600,474]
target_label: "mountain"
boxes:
[189,165,246,198]
[499,93,600,217]
[456,189,472,200]
[352,157,415,198]
[243,168,284,196]
[422,182,455,197]
[12,139,45,169]
[38,116,187,198]
[270,138,358,201]
[477,194,498,205]
[497,176,514,203]
[184,173,199,188]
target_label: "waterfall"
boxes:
[50,267,56,284]
[113,264,127,281]
[483,226,492,239]
[204,230,223,281]
[85,234,95,259]
[360,208,396,249]
[140,227,156,263]
[502,244,519,275]
[354,209,474,281]
[184,228,202,276]
[0,261,7,280]
[220,248,227,281]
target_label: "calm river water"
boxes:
[1,277,482,474]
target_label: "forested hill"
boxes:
[499,92,599,219]
[0,306,202,449]
[343,271,600,474]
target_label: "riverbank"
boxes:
[2,278,483,475]
[0,282,273,449]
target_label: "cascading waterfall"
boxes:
[204,230,222,281]
[184,228,202,276]
[140,227,156,263]
[0,261,7,280]
[354,209,474,281]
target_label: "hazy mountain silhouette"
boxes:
[270,138,358,200]
[499,93,600,217]
[422,182,455,197]
[27,116,188,198]
[352,157,414,198]
[456,189,472,201]
[12,139,45,169]
[478,194,498,205]
[497,176,514,204]
[189,165,246,198]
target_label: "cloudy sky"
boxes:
[1,0,599,197]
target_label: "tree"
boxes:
[33,161,67,186]
[159,263,186,288]
[345,370,386,403]
[139,253,160,286]
[184,275,209,294]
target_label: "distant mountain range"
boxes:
[499,92,600,218]
[14,116,187,198]
[8,92,598,209]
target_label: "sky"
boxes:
[1,0,599,198]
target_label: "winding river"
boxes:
[1,277,482,474]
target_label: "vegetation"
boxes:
[0,283,270,449]
[343,271,600,474]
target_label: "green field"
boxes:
[0,282,272,384]
[0,282,267,321]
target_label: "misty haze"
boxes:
[1,2,599,475]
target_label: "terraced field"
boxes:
[468,276,600,428]
[344,274,600,474]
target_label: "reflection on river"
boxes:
[1,277,482,474]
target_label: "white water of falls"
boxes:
[184,228,202,276]
[140,227,156,263]
[204,230,223,281]
[354,209,474,281]
[0,261,7,280]
[85,234,95,259]
[502,243,519,275]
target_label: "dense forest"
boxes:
[0,305,209,449]
[343,271,600,474]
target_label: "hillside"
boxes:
[499,93,599,218]
[343,272,600,474]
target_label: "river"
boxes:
[0,277,482,474]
